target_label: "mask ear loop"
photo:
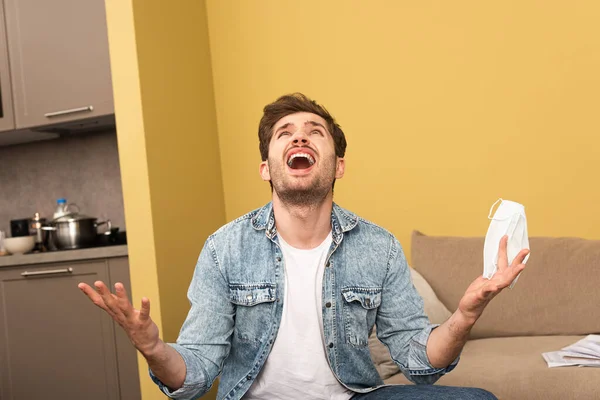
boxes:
[488,198,504,220]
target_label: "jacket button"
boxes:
[328,343,334,348]
[247,375,252,380]
[325,302,332,308]
[276,257,281,262]
[326,261,330,267]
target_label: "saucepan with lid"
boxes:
[43,204,111,250]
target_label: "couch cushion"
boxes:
[384,336,600,400]
[411,231,600,338]
[369,267,452,379]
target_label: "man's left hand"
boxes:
[457,235,529,324]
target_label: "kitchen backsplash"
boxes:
[0,130,126,235]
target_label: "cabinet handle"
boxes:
[44,106,94,118]
[21,267,74,277]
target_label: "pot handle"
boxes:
[95,219,112,234]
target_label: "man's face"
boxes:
[260,112,345,205]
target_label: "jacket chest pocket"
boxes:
[341,287,382,347]
[229,283,276,344]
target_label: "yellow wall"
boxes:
[206,1,600,261]
[105,0,224,399]
[131,0,225,345]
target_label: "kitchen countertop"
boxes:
[0,245,128,268]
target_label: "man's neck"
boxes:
[272,192,333,249]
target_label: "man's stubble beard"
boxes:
[268,155,337,208]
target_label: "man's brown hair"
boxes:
[258,93,347,161]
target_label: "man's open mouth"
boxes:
[287,152,315,170]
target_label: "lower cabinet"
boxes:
[0,256,141,400]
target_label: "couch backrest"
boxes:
[411,231,600,339]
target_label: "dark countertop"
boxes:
[0,245,128,268]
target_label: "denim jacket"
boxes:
[151,203,458,400]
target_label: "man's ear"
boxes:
[259,161,271,181]
[335,158,345,179]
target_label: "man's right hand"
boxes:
[78,281,187,390]
[78,281,160,357]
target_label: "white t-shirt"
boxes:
[244,233,353,400]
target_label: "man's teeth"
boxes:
[287,153,315,166]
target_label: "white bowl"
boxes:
[3,235,36,255]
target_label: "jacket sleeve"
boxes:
[375,235,459,384]
[150,235,234,399]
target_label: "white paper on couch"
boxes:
[483,198,531,288]
[543,335,600,368]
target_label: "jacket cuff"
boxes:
[148,343,209,399]
[405,324,460,384]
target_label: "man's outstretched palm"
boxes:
[458,235,529,322]
[78,281,160,355]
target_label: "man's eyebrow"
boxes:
[305,120,328,131]
[275,122,295,133]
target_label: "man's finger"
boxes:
[94,281,121,315]
[497,235,509,270]
[139,297,151,320]
[509,258,527,278]
[114,282,133,317]
[511,249,530,267]
[78,282,109,312]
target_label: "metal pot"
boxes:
[43,213,111,250]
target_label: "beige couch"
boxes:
[369,231,600,400]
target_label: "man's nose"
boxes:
[291,130,310,145]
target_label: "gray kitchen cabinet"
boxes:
[0,257,141,400]
[3,0,114,130]
[0,1,15,132]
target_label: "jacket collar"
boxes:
[251,202,359,244]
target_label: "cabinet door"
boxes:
[0,260,120,400]
[108,257,142,400]
[0,0,15,132]
[3,0,114,129]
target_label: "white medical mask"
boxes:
[483,198,531,288]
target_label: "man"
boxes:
[79,93,528,400]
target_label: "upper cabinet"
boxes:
[0,2,15,132]
[2,0,114,130]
